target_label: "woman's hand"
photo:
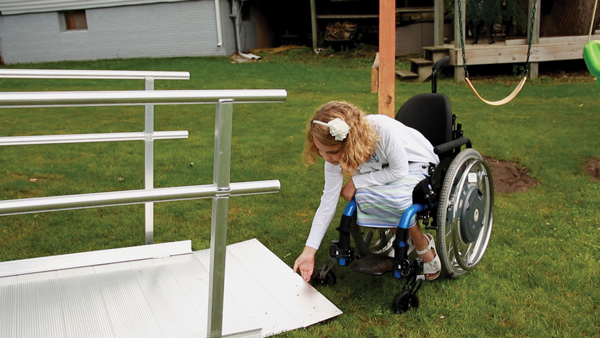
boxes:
[293,246,318,283]
[341,179,357,201]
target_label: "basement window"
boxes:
[62,10,88,31]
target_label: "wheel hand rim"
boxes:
[451,158,493,271]
[437,149,494,278]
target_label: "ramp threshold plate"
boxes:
[0,239,342,337]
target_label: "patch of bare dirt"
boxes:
[484,156,539,194]
[230,53,260,64]
[584,158,600,182]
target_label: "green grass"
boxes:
[1,49,599,337]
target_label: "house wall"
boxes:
[240,19,258,53]
[0,0,238,64]
[396,22,434,55]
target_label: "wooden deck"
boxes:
[447,35,600,66]
[400,35,600,82]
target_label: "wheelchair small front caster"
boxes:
[311,268,336,286]
[392,289,419,314]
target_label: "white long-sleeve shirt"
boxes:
[305,114,439,249]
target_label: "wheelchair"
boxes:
[311,56,494,314]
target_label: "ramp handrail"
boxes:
[0,180,281,216]
[0,69,191,244]
[0,89,288,107]
[0,83,287,338]
[0,68,190,80]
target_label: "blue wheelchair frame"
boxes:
[322,197,429,314]
[334,199,427,279]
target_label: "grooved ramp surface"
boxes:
[0,239,342,337]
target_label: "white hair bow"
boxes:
[312,118,350,141]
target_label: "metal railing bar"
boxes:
[208,100,233,336]
[144,77,156,244]
[0,180,281,216]
[0,131,189,146]
[0,69,190,80]
[0,89,288,107]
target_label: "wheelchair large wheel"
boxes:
[436,149,494,278]
[350,213,395,256]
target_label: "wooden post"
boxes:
[434,0,444,46]
[310,0,318,52]
[528,0,540,79]
[378,0,396,117]
[454,0,466,82]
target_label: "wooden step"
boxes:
[409,58,433,83]
[395,70,418,79]
[422,46,453,52]
[422,46,451,64]
[410,58,433,66]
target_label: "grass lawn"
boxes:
[0,48,599,337]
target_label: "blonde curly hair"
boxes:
[302,101,378,175]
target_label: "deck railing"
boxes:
[0,69,287,338]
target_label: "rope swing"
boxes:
[588,0,599,43]
[583,0,600,85]
[464,76,528,106]
[457,0,537,106]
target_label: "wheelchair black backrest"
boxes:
[395,93,453,148]
[396,93,455,210]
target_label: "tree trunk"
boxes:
[540,0,600,36]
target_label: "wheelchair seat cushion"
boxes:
[355,163,429,228]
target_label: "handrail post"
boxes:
[207,99,233,338]
[144,77,155,244]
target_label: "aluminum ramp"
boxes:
[0,238,342,337]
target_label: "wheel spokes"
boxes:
[358,228,394,254]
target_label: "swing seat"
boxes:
[312,57,495,314]
[583,40,600,86]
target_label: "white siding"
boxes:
[221,0,237,56]
[0,0,238,64]
[0,0,191,15]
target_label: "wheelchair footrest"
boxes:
[351,255,393,276]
